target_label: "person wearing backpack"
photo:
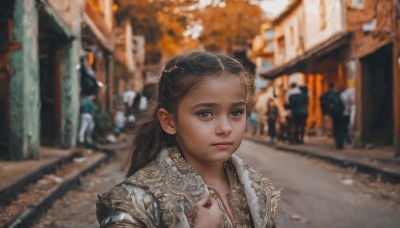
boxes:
[320,83,345,149]
[340,87,355,145]
[289,85,308,144]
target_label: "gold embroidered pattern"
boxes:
[247,164,280,228]
[225,161,253,228]
[126,147,205,227]
[97,147,279,228]
[185,205,198,227]
[97,184,158,226]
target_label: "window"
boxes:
[290,26,294,44]
[277,36,286,61]
[351,0,364,10]
[264,30,274,41]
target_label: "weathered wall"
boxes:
[303,0,346,50]
[348,0,399,149]
[60,0,84,148]
[9,0,40,159]
[347,0,395,57]
[273,3,305,65]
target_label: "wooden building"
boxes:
[259,0,400,155]
[0,0,140,160]
[0,0,84,159]
[260,0,350,134]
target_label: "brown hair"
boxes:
[125,51,253,177]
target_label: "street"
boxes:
[236,140,400,228]
[34,140,400,228]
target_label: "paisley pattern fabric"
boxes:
[207,160,253,227]
[97,147,280,227]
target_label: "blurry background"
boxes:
[0,0,400,227]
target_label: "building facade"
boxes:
[0,0,85,160]
[0,0,142,160]
[251,23,275,93]
[347,0,400,154]
[259,0,400,154]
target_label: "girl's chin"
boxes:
[208,152,234,162]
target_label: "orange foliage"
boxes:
[118,0,264,63]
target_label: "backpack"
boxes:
[324,92,344,117]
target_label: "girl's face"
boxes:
[174,74,247,166]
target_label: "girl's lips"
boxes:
[212,142,233,149]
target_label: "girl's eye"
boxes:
[196,111,213,119]
[230,109,244,118]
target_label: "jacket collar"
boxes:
[167,147,278,227]
[129,147,279,228]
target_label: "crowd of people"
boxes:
[247,81,355,150]
[78,84,153,146]
[246,82,308,144]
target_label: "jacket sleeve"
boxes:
[264,176,280,228]
[96,182,161,227]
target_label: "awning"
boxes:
[260,32,352,79]
[39,0,74,39]
[83,2,113,51]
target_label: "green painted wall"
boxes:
[9,0,40,160]
[59,1,82,149]
[60,40,80,148]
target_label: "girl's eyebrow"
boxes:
[231,101,247,107]
[190,102,217,109]
[190,101,246,109]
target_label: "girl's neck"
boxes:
[189,160,227,187]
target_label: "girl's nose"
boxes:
[215,117,232,135]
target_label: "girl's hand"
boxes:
[194,195,223,228]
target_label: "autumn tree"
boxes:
[118,0,198,63]
[117,0,264,63]
[199,0,264,54]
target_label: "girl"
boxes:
[96,51,280,227]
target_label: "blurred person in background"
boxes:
[255,88,269,136]
[340,86,355,145]
[79,95,95,145]
[123,84,136,119]
[248,103,258,135]
[123,84,137,125]
[320,83,345,149]
[284,82,301,144]
[289,85,308,144]
[266,98,279,143]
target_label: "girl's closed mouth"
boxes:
[212,142,233,149]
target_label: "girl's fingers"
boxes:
[208,196,216,205]
[196,194,210,207]
[207,197,219,209]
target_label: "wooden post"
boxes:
[393,39,400,156]
[60,1,81,149]
[391,0,400,156]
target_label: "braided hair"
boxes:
[125,51,253,176]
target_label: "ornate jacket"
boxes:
[96,147,280,227]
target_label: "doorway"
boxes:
[360,44,394,146]
[0,0,15,159]
[38,10,65,146]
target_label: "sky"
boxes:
[260,0,291,17]
[198,0,290,17]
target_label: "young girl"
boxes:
[96,51,280,227]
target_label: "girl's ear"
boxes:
[157,108,176,135]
